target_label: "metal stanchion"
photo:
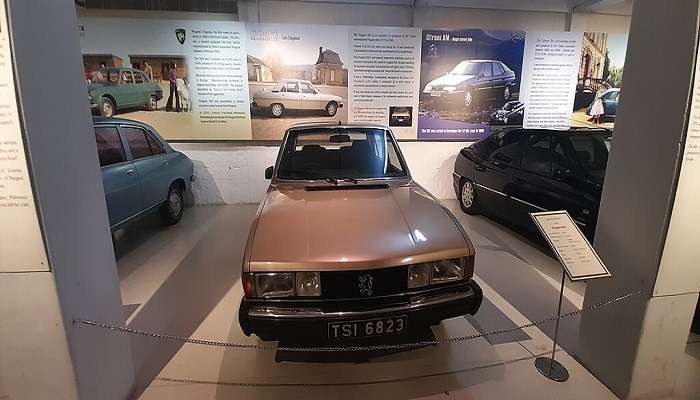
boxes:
[534,268,569,382]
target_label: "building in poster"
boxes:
[417,29,525,140]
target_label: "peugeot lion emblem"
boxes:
[175,28,186,45]
[358,273,374,297]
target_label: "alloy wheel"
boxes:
[327,103,337,116]
[504,86,511,100]
[169,190,182,216]
[271,104,283,117]
[102,101,113,117]
[461,181,474,208]
[149,96,158,109]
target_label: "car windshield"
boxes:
[569,134,610,179]
[450,61,483,75]
[276,128,408,181]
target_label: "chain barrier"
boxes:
[75,288,641,353]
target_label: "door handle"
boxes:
[475,165,486,172]
[125,169,135,175]
[513,177,525,183]
[162,160,169,165]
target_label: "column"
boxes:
[578,0,700,398]
[0,1,134,399]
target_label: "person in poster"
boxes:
[166,61,182,112]
[418,29,525,140]
[571,32,627,128]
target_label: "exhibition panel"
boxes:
[3,0,700,400]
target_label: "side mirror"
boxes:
[265,166,274,180]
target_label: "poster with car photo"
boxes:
[571,32,628,129]
[418,29,525,140]
[78,17,251,140]
[246,23,349,140]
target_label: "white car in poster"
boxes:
[252,79,343,118]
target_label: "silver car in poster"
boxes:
[252,79,343,118]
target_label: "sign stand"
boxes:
[529,211,612,383]
[534,268,569,382]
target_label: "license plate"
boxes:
[328,316,407,339]
[430,92,441,97]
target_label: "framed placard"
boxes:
[530,211,610,281]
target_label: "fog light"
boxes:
[256,273,294,298]
[408,264,430,288]
[430,258,465,284]
[296,271,321,296]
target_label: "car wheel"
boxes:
[459,179,480,215]
[160,183,184,225]
[99,97,115,117]
[464,91,473,108]
[504,86,512,101]
[270,103,284,118]
[325,102,338,117]
[147,94,158,111]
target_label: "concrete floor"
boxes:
[112,201,629,399]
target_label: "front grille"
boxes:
[321,266,408,300]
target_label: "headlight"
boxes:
[255,273,295,298]
[430,258,465,284]
[408,264,430,288]
[444,86,457,92]
[295,271,321,297]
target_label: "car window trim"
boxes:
[117,124,162,161]
[94,123,129,168]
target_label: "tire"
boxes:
[147,94,158,111]
[99,97,115,117]
[504,86,512,101]
[160,183,184,226]
[270,103,284,118]
[459,179,480,215]
[463,90,474,108]
[325,101,338,117]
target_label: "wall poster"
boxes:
[77,17,628,141]
[0,0,49,272]
[418,29,525,140]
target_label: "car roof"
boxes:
[93,116,155,130]
[461,60,499,63]
[287,122,393,131]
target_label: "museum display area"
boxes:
[1,0,699,399]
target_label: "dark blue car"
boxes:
[93,117,195,230]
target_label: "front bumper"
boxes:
[239,279,483,342]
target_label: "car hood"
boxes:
[427,74,476,88]
[246,183,472,272]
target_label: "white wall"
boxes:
[174,141,469,203]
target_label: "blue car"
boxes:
[93,117,195,230]
[586,88,620,120]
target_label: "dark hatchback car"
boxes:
[423,60,517,108]
[453,128,611,239]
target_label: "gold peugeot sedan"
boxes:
[238,124,482,343]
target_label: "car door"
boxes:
[119,70,139,107]
[489,62,506,99]
[508,134,582,231]
[475,63,493,98]
[282,80,302,109]
[133,70,150,106]
[473,131,522,216]
[94,124,143,227]
[120,125,171,210]
[300,82,321,110]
